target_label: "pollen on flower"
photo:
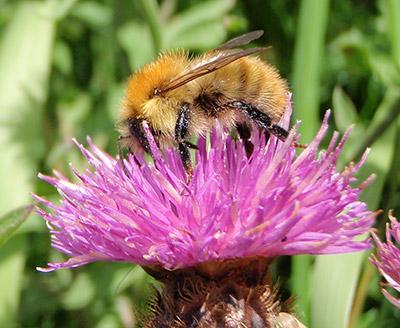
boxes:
[34,102,376,273]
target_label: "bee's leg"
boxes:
[175,103,193,176]
[268,124,289,141]
[264,130,271,145]
[128,118,152,155]
[229,101,289,142]
[236,122,254,157]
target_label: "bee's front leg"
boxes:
[175,103,193,177]
[128,118,153,155]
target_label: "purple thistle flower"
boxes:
[371,213,400,308]
[34,104,375,272]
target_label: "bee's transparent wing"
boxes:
[159,47,268,94]
[214,30,264,51]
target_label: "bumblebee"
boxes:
[119,31,289,174]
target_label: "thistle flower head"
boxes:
[371,213,400,308]
[34,104,375,272]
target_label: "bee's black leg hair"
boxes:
[264,130,271,145]
[128,118,152,155]
[236,122,254,157]
[175,103,193,175]
[229,101,288,142]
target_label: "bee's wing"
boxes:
[213,30,264,51]
[159,47,268,94]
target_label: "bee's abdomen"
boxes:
[231,57,289,123]
[192,57,288,125]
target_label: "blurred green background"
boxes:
[0,0,399,327]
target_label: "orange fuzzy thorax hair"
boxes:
[121,52,189,121]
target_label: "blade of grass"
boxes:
[312,253,365,328]
[291,0,330,324]
[291,0,330,142]
[388,0,400,69]
[0,1,56,326]
[0,236,27,328]
[138,0,163,53]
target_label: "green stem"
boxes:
[348,261,375,328]
[388,0,400,69]
[291,0,330,324]
[291,0,330,142]
[291,255,312,324]
[138,0,163,53]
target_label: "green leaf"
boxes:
[61,272,95,310]
[332,85,359,133]
[53,40,73,75]
[291,0,330,143]
[0,236,27,328]
[117,21,155,71]
[368,53,400,86]
[0,205,33,248]
[70,1,112,28]
[311,253,365,328]
[164,0,233,50]
[347,86,400,163]
[0,2,56,326]
[166,20,226,50]
[0,1,55,212]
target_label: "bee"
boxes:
[118,30,290,174]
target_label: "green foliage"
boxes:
[0,0,399,327]
[0,205,33,247]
